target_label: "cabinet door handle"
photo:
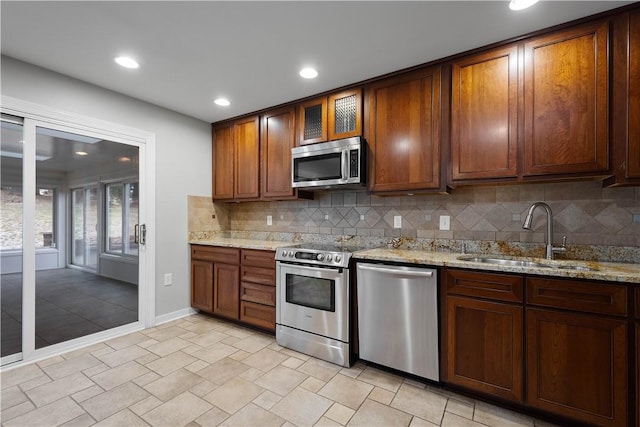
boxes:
[357,264,434,278]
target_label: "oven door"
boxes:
[276,262,348,342]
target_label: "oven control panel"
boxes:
[276,248,348,268]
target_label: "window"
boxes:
[0,186,55,250]
[105,181,138,256]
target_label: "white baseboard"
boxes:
[155,307,197,325]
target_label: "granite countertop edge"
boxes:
[352,248,640,284]
[189,237,296,251]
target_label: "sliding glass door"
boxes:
[0,107,148,365]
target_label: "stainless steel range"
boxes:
[275,244,360,367]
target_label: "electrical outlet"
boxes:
[266,215,272,226]
[439,215,450,231]
[325,214,329,220]
[163,273,172,286]
[394,215,402,228]
[360,214,365,221]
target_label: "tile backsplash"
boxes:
[189,181,640,262]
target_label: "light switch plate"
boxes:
[439,215,450,231]
[394,215,402,228]
[266,215,272,226]
[164,273,172,286]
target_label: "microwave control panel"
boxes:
[349,149,359,178]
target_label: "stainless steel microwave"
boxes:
[291,137,365,189]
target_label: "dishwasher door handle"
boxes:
[357,264,434,278]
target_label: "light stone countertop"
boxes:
[353,248,640,284]
[189,237,298,252]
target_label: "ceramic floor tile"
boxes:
[143,368,204,402]
[105,332,150,350]
[219,402,285,427]
[1,400,36,422]
[318,373,374,410]
[195,357,249,386]
[0,363,44,389]
[15,373,51,392]
[144,325,189,342]
[133,371,162,387]
[194,406,231,427]
[474,401,534,427]
[70,385,105,403]
[25,371,94,407]
[315,416,344,426]
[93,408,149,426]
[390,383,448,425]
[203,377,264,414]
[95,345,151,368]
[409,416,440,427]
[445,397,475,420]
[184,329,228,347]
[145,336,192,357]
[89,361,148,391]
[368,386,396,405]
[325,402,356,425]
[60,412,97,427]
[297,357,342,381]
[1,385,28,411]
[270,387,333,426]
[357,366,404,392]
[254,365,308,396]
[3,396,86,427]
[80,381,150,421]
[129,395,164,416]
[281,356,304,369]
[442,411,487,427]
[299,375,326,393]
[144,350,198,376]
[190,342,238,364]
[347,399,412,427]
[141,391,212,427]
[252,389,282,410]
[241,347,288,372]
[231,334,273,353]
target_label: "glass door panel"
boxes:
[35,126,139,349]
[1,115,24,362]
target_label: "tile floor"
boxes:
[1,314,558,427]
[1,269,138,357]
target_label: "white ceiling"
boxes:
[1,1,634,124]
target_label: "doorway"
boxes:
[0,100,155,366]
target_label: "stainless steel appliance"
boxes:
[275,244,358,367]
[356,263,439,381]
[291,136,365,189]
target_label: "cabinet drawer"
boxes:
[241,249,275,269]
[445,269,523,303]
[240,301,275,331]
[526,277,627,317]
[241,282,276,306]
[191,245,240,264]
[241,265,275,286]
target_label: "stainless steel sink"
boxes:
[456,255,598,271]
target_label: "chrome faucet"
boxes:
[522,202,567,260]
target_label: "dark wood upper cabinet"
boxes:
[261,107,297,200]
[523,21,609,177]
[366,66,442,193]
[212,124,234,200]
[298,88,362,145]
[608,9,640,186]
[233,116,260,200]
[212,116,260,201]
[451,45,519,181]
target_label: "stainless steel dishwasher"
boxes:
[356,263,439,381]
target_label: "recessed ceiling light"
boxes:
[214,98,231,107]
[509,0,539,11]
[75,151,89,156]
[299,67,318,79]
[114,56,140,69]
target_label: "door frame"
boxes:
[1,95,156,367]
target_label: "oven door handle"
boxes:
[357,264,434,278]
[279,262,342,274]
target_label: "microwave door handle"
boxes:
[341,150,348,181]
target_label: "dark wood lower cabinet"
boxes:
[526,308,628,427]
[446,296,523,402]
[443,268,634,427]
[190,245,276,332]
